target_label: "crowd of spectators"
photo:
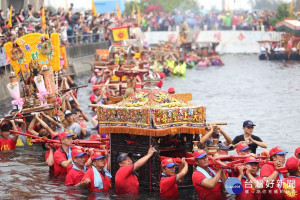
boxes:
[0,3,279,48]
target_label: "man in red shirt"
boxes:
[76,151,112,191]
[236,156,264,200]
[0,123,18,151]
[115,146,156,195]
[45,132,60,175]
[53,131,73,178]
[260,146,288,200]
[160,157,188,199]
[65,149,88,186]
[192,149,227,200]
[282,156,300,200]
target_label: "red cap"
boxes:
[168,87,175,93]
[295,147,300,158]
[193,149,207,159]
[285,156,300,171]
[71,149,86,159]
[244,156,259,165]
[269,146,288,157]
[51,132,59,140]
[89,134,101,141]
[161,158,176,168]
[157,79,163,88]
[59,131,73,140]
[92,85,100,91]
[91,151,105,161]
[159,72,165,79]
[236,142,250,153]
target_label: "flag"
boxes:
[137,5,141,24]
[7,5,13,28]
[92,0,97,16]
[116,2,122,20]
[41,6,46,29]
[131,5,135,18]
[111,26,129,42]
[289,1,294,14]
[65,0,70,14]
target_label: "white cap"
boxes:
[292,47,297,52]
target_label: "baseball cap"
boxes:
[71,149,86,159]
[92,85,100,91]
[294,147,300,158]
[89,134,101,141]
[269,146,288,157]
[236,143,250,153]
[59,131,73,140]
[52,116,61,123]
[193,149,207,159]
[91,151,106,161]
[168,87,175,93]
[244,156,259,165]
[64,110,73,117]
[117,152,133,163]
[243,120,256,127]
[218,143,233,150]
[161,158,176,168]
[285,156,300,171]
[51,132,59,140]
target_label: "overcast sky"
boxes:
[45,0,293,11]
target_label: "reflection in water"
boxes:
[0,54,299,199]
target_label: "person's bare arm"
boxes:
[61,158,73,168]
[133,146,156,172]
[201,169,222,189]
[249,137,267,148]
[10,120,19,142]
[199,127,214,148]
[28,117,39,136]
[219,127,232,146]
[176,158,188,183]
[35,115,54,135]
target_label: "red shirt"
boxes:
[282,176,300,200]
[45,150,54,175]
[160,175,179,199]
[0,138,16,151]
[65,165,87,186]
[260,163,285,200]
[53,147,71,178]
[115,164,139,195]
[82,167,111,191]
[236,176,263,200]
[192,169,224,200]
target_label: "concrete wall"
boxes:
[0,42,109,102]
[144,31,283,54]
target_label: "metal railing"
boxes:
[66,32,106,45]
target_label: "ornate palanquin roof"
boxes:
[97,89,206,136]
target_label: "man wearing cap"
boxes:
[64,110,82,139]
[231,120,267,154]
[200,125,233,154]
[65,149,88,186]
[160,157,188,199]
[77,152,111,191]
[282,156,300,200]
[236,156,264,200]
[192,149,227,200]
[236,142,252,156]
[89,86,105,105]
[260,146,288,200]
[115,146,156,195]
[53,131,74,178]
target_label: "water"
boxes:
[0,54,299,199]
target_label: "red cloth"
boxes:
[115,164,139,195]
[0,138,16,151]
[82,167,111,191]
[53,147,70,178]
[192,169,224,200]
[160,175,179,199]
[282,176,300,200]
[260,163,285,200]
[236,177,263,200]
[45,150,54,175]
[65,165,87,186]
[89,94,97,104]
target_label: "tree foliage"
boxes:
[269,3,296,26]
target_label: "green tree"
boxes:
[269,3,296,26]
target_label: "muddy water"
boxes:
[0,54,299,199]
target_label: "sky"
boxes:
[45,0,293,11]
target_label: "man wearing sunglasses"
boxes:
[231,120,267,154]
